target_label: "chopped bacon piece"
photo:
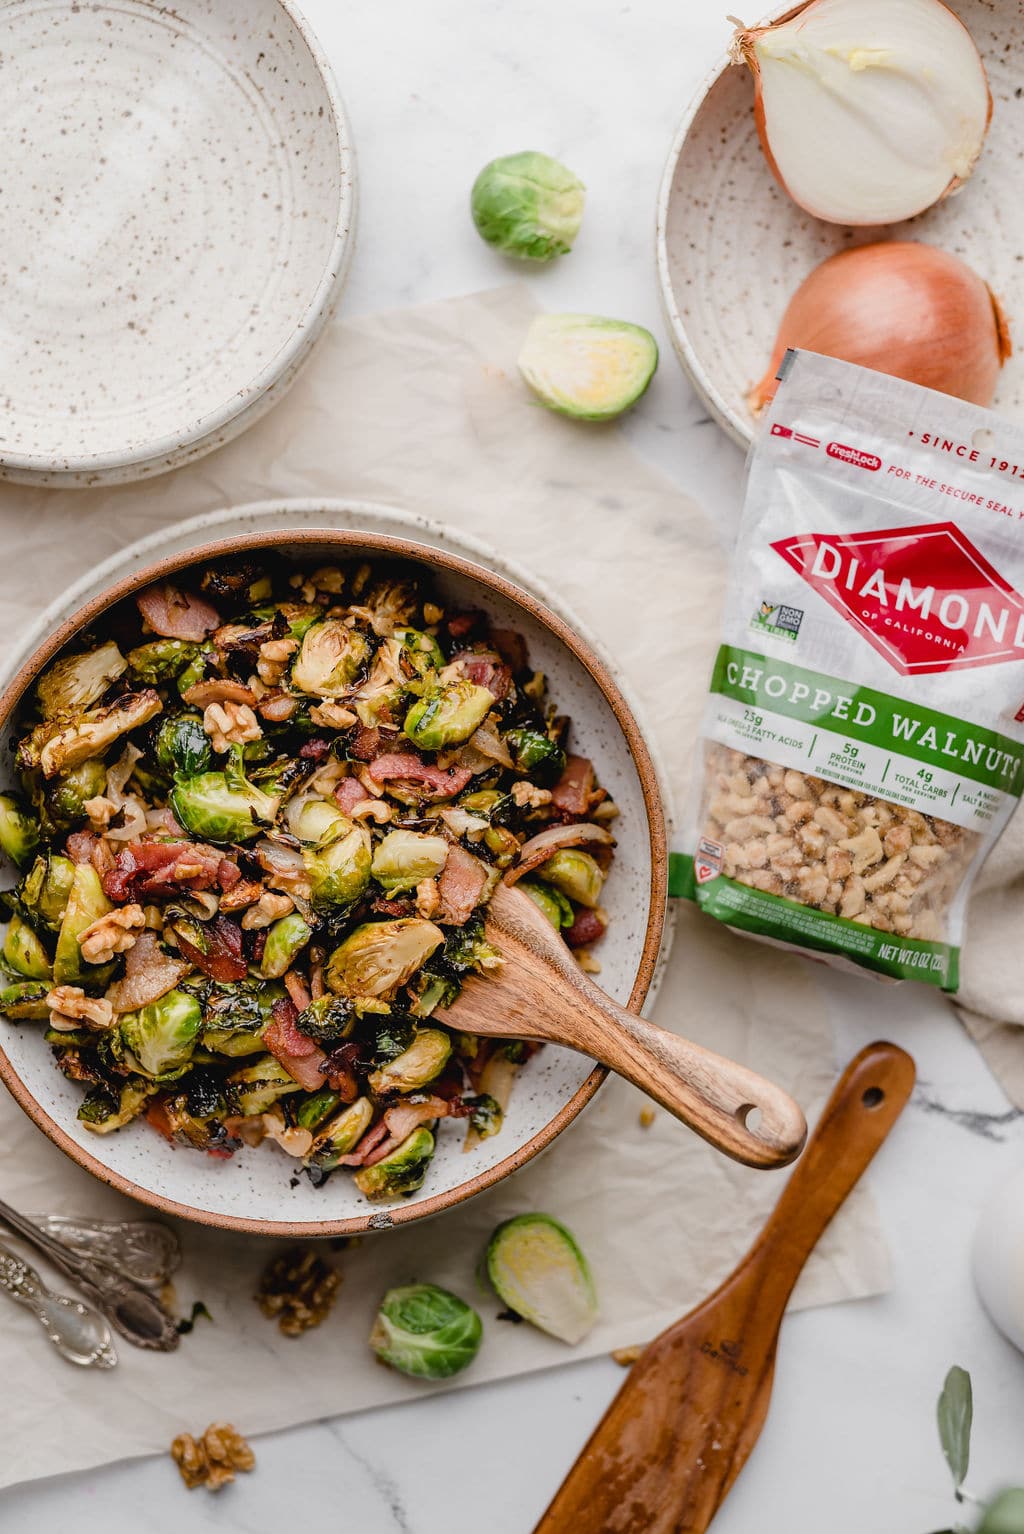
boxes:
[457,654,511,700]
[369,753,473,801]
[490,628,529,672]
[349,726,382,762]
[103,840,235,902]
[300,738,331,762]
[371,896,413,918]
[320,1040,362,1103]
[334,777,370,815]
[145,1100,174,1143]
[175,915,248,983]
[356,1095,456,1167]
[446,611,483,640]
[264,998,328,1091]
[437,843,489,925]
[136,582,219,642]
[564,908,607,949]
[217,859,242,891]
[67,830,98,865]
[283,970,312,1012]
[334,1117,389,1167]
[551,754,594,817]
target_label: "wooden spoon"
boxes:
[440,882,808,1170]
[532,1040,916,1534]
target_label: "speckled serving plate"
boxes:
[657,0,1024,448]
[0,0,355,486]
[0,502,671,1236]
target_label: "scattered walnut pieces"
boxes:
[202,701,262,753]
[415,877,440,918]
[511,781,552,810]
[309,700,357,730]
[241,891,294,930]
[612,1344,645,1367]
[218,877,263,914]
[83,794,118,831]
[256,635,298,686]
[256,1245,341,1337]
[170,1422,255,1492]
[639,1108,656,1129]
[46,985,114,1031]
[78,904,145,964]
[701,745,978,943]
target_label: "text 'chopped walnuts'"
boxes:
[256,1245,341,1337]
[700,747,978,944]
[170,1423,255,1492]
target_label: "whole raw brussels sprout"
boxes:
[404,680,493,751]
[538,849,605,908]
[325,919,445,1000]
[371,830,449,893]
[291,619,371,696]
[260,913,314,979]
[354,1126,436,1201]
[367,1027,452,1096]
[171,746,278,845]
[0,793,41,870]
[2,914,52,980]
[303,1096,375,1180]
[120,988,202,1079]
[36,641,127,719]
[369,1282,483,1378]
[471,151,585,261]
[154,711,211,778]
[518,313,658,422]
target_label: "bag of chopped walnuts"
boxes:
[679,350,1024,992]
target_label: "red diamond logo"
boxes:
[772,521,1024,677]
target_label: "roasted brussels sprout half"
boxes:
[504,728,566,783]
[29,690,163,779]
[520,879,574,930]
[200,559,272,608]
[227,1053,304,1116]
[538,849,605,908]
[291,620,371,697]
[371,830,449,893]
[394,627,445,677]
[403,680,493,751]
[19,853,75,932]
[367,1027,452,1096]
[154,711,211,778]
[162,1069,235,1152]
[77,1077,154,1134]
[304,1096,375,1180]
[436,916,502,975]
[53,863,113,985]
[294,994,355,1045]
[296,1086,342,1132]
[120,988,202,1079]
[43,757,108,831]
[354,1126,435,1201]
[260,913,314,979]
[466,1093,503,1140]
[125,638,200,685]
[369,1282,482,1378]
[3,914,52,980]
[0,793,41,870]
[36,641,127,719]
[470,151,585,262]
[325,919,445,1000]
[0,980,51,1019]
[485,1213,597,1344]
[298,809,371,912]
[371,1016,416,1062]
[170,746,278,845]
[201,981,283,1056]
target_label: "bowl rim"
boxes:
[0,527,668,1236]
[0,0,356,478]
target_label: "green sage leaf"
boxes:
[937,1365,973,1492]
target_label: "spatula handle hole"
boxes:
[861,1086,885,1109]
[737,1103,762,1131]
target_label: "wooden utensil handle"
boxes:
[570,998,808,1170]
[745,1041,916,1309]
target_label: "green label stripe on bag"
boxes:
[709,645,1024,795]
[671,853,957,991]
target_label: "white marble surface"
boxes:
[5,1,1024,1529]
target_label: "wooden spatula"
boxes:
[440,882,808,1170]
[532,1040,916,1534]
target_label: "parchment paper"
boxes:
[0,286,888,1489]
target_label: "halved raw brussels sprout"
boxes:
[53,863,113,985]
[304,1096,375,1179]
[404,680,494,751]
[120,988,202,1079]
[0,793,41,870]
[325,919,445,1000]
[371,830,449,893]
[291,620,371,697]
[485,1212,597,1344]
[367,1027,452,1096]
[3,914,52,980]
[171,746,278,845]
[154,712,211,779]
[471,151,585,261]
[354,1126,435,1200]
[36,641,127,719]
[538,849,605,908]
[518,313,658,422]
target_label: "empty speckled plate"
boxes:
[657,0,1024,448]
[0,501,670,1237]
[0,0,355,486]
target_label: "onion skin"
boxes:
[733,0,993,227]
[749,241,1012,415]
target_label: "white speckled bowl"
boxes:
[0,517,667,1235]
[657,0,1024,447]
[0,0,355,486]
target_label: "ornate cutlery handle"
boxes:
[27,1214,181,1286]
[0,1244,116,1368]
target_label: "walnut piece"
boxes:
[415,877,440,918]
[218,878,263,914]
[256,636,299,686]
[46,986,114,1031]
[511,781,552,810]
[78,904,145,965]
[83,795,118,831]
[241,891,294,930]
[170,1423,255,1492]
[255,1246,341,1337]
[202,701,262,753]
[309,700,357,730]
[350,799,392,824]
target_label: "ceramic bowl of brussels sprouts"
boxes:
[0,530,666,1235]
